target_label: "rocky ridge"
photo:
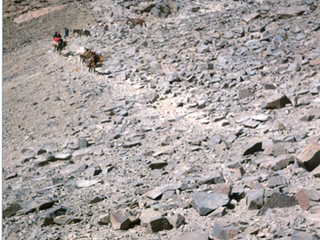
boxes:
[3,0,320,239]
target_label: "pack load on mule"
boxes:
[76,47,104,64]
[125,17,147,27]
[73,29,91,37]
[52,31,67,54]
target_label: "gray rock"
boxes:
[78,139,88,148]
[35,205,71,226]
[144,183,180,200]
[242,119,260,128]
[147,216,173,233]
[259,155,295,170]
[148,161,168,170]
[268,175,288,188]
[192,191,229,216]
[261,93,291,109]
[208,207,228,218]
[75,179,102,188]
[5,172,18,180]
[140,209,162,226]
[291,230,320,240]
[257,192,298,215]
[300,108,320,121]
[239,88,253,99]
[246,188,264,210]
[68,163,88,174]
[296,142,320,171]
[122,141,142,148]
[97,214,110,225]
[89,195,106,204]
[243,141,262,156]
[110,212,131,230]
[54,153,72,160]
[167,213,186,228]
[277,6,307,19]
[53,215,81,225]
[198,172,225,185]
[3,203,23,218]
[211,222,228,240]
[243,12,260,23]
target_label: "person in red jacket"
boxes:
[53,32,64,43]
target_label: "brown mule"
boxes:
[125,17,147,27]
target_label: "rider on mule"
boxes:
[53,32,66,43]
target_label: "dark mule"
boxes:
[88,53,104,73]
[88,54,98,73]
[73,29,91,37]
[53,41,67,54]
[125,17,147,28]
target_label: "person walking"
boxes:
[103,23,109,34]
[64,28,69,38]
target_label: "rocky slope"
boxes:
[3,0,320,239]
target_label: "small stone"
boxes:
[277,6,307,19]
[148,161,168,170]
[122,141,142,148]
[89,195,105,204]
[54,153,72,160]
[147,216,173,233]
[310,56,320,66]
[5,172,18,180]
[175,123,188,132]
[198,172,225,185]
[243,12,260,23]
[144,183,180,200]
[68,163,87,174]
[246,188,264,210]
[243,141,262,156]
[309,205,320,215]
[291,230,320,240]
[251,115,270,122]
[312,165,320,177]
[242,119,260,128]
[257,192,298,215]
[264,83,276,90]
[53,215,81,225]
[261,93,291,109]
[167,213,186,228]
[35,205,71,226]
[192,191,229,216]
[208,207,228,218]
[295,189,312,210]
[97,214,110,225]
[140,209,161,226]
[3,203,23,218]
[268,176,288,188]
[239,88,253,99]
[211,222,228,240]
[109,212,131,230]
[78,139,88,148]
[296,142,320,171]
